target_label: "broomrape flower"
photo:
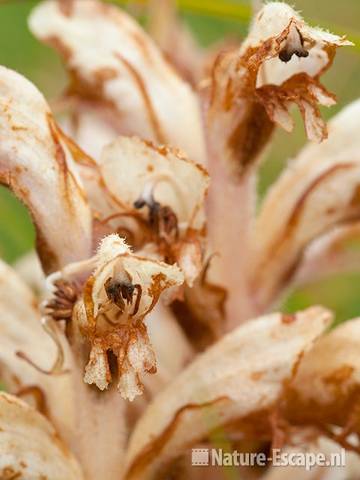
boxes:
[0,0,359,478]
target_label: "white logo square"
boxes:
[192,448,209,466]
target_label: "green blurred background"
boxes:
[0,0,359,323]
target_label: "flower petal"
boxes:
[0,66,92,273]
[147,0,205,86]
[60,109,117,168]
[0,392,83,479]
[286,317,360,440]
[14,251,46,297]
[29,0,207,165]
[294,221,360,287]
[252,99,360,308]
[124,306,331,479]
[0,259,76,448]
[100,136,209,229]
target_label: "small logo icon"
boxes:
[192,448,209,466]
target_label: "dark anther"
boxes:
[279,27,309,63]
[105,278,142,315]
[134,193,160,222]
[120,282,136,304]
[147,201,161,229]
[134,198,147,209]
[134,195,179,241]
[279,48,309,62]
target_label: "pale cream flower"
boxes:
[60,234,184,400]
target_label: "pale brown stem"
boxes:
[206,158,260,330]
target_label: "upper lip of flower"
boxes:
[0,0,357,479]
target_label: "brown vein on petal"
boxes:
[47,114,76,203]
[125,397,230,479]
[228,102,275,175]
[284,383,360,443]
[115,54,166,144]
[131,32,153,64]
[47,114,90,210]
[83,275,96,334]
[16,385,48,416]
[44,35,72,62]
[47,113,68,175]
[57,125,97,168]
[141,138,209,179]
[56,0,74,17]
[66,68,118,115]
[254,163,357,293]
[0,466,22,479]
[317,44,337,78]
[144,272,168,318]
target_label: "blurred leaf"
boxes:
[283,273,360,326]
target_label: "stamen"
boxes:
[131,285,142,317]
[134,173,184,216]
[134,178,158,209]
[104,278,142,316]
[279,24,309,63]
[105,277,125,312]
[120,282,136,305]
[134,176,180,241]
